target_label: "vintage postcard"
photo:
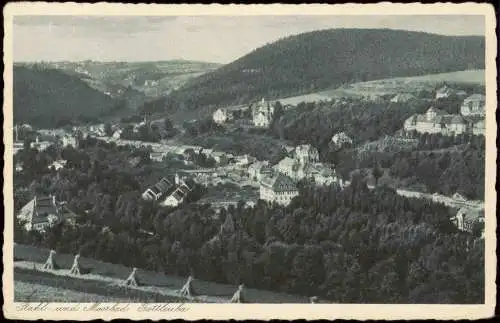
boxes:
[3,2,497,320]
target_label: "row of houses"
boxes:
[404,106,485,136]
[141,175,195,207]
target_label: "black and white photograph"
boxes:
[3,3,496,321]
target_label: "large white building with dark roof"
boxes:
[260,173,299,206]
[16,195,78,233]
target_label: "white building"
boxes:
[331,132,353,149]
[48,160,67,171]
[252,98,274,128]
[451,207,485,233]
[472,119,485,136]
[30,136,52,151]
[260,173,299,206]
[460,94,486,117]
[235,154,256,166]
[112,129,122,140]
[161,183,192,207]
[213,108,234,125]
[61,135,78,148]
[435,85,454,99]
[295,144,319,164]
[404,107,468,135]
[390,93,415,103]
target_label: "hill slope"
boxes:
[14,65,118,127]
[143,29,484,114]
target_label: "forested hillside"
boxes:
[14,65,118,127]
[141,29,484,114]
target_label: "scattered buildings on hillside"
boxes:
[274,156,340,186]
[260,173,299,206]
[460,94,486,117]
[404,105,484,136]
[252,98,275,128]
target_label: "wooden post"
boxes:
[42,250,56,270]
[178,276,195,298]
[230,284,245,303]
[123,267,139,287]
[69,254,81,275]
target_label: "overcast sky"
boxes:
[13,15,485,64]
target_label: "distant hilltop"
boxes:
[142,28,484,115]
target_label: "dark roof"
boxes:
[261,173,297,192]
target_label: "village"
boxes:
[14,84,486,240]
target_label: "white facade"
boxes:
[435,86,454,99]
[451,207,485,233]
[331,132,353,148]
[260,174,299,206]
[295,145,319,164]
[404,107,471,136]
[62,135,78,148]
[30,137,52,151]
[213,108,233,124]
[473,120,485,136]
[252,98,274,128]
[461,94,486,117]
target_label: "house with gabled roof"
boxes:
[260,173,299,206]
[16,195,78,233]
[142,177,174,201]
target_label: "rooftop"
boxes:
[261,173,297,192]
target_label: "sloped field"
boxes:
[14,244,308,303]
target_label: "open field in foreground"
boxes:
[14,244,308,303]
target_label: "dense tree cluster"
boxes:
[15,170,484,304]
[13,66,117,127]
